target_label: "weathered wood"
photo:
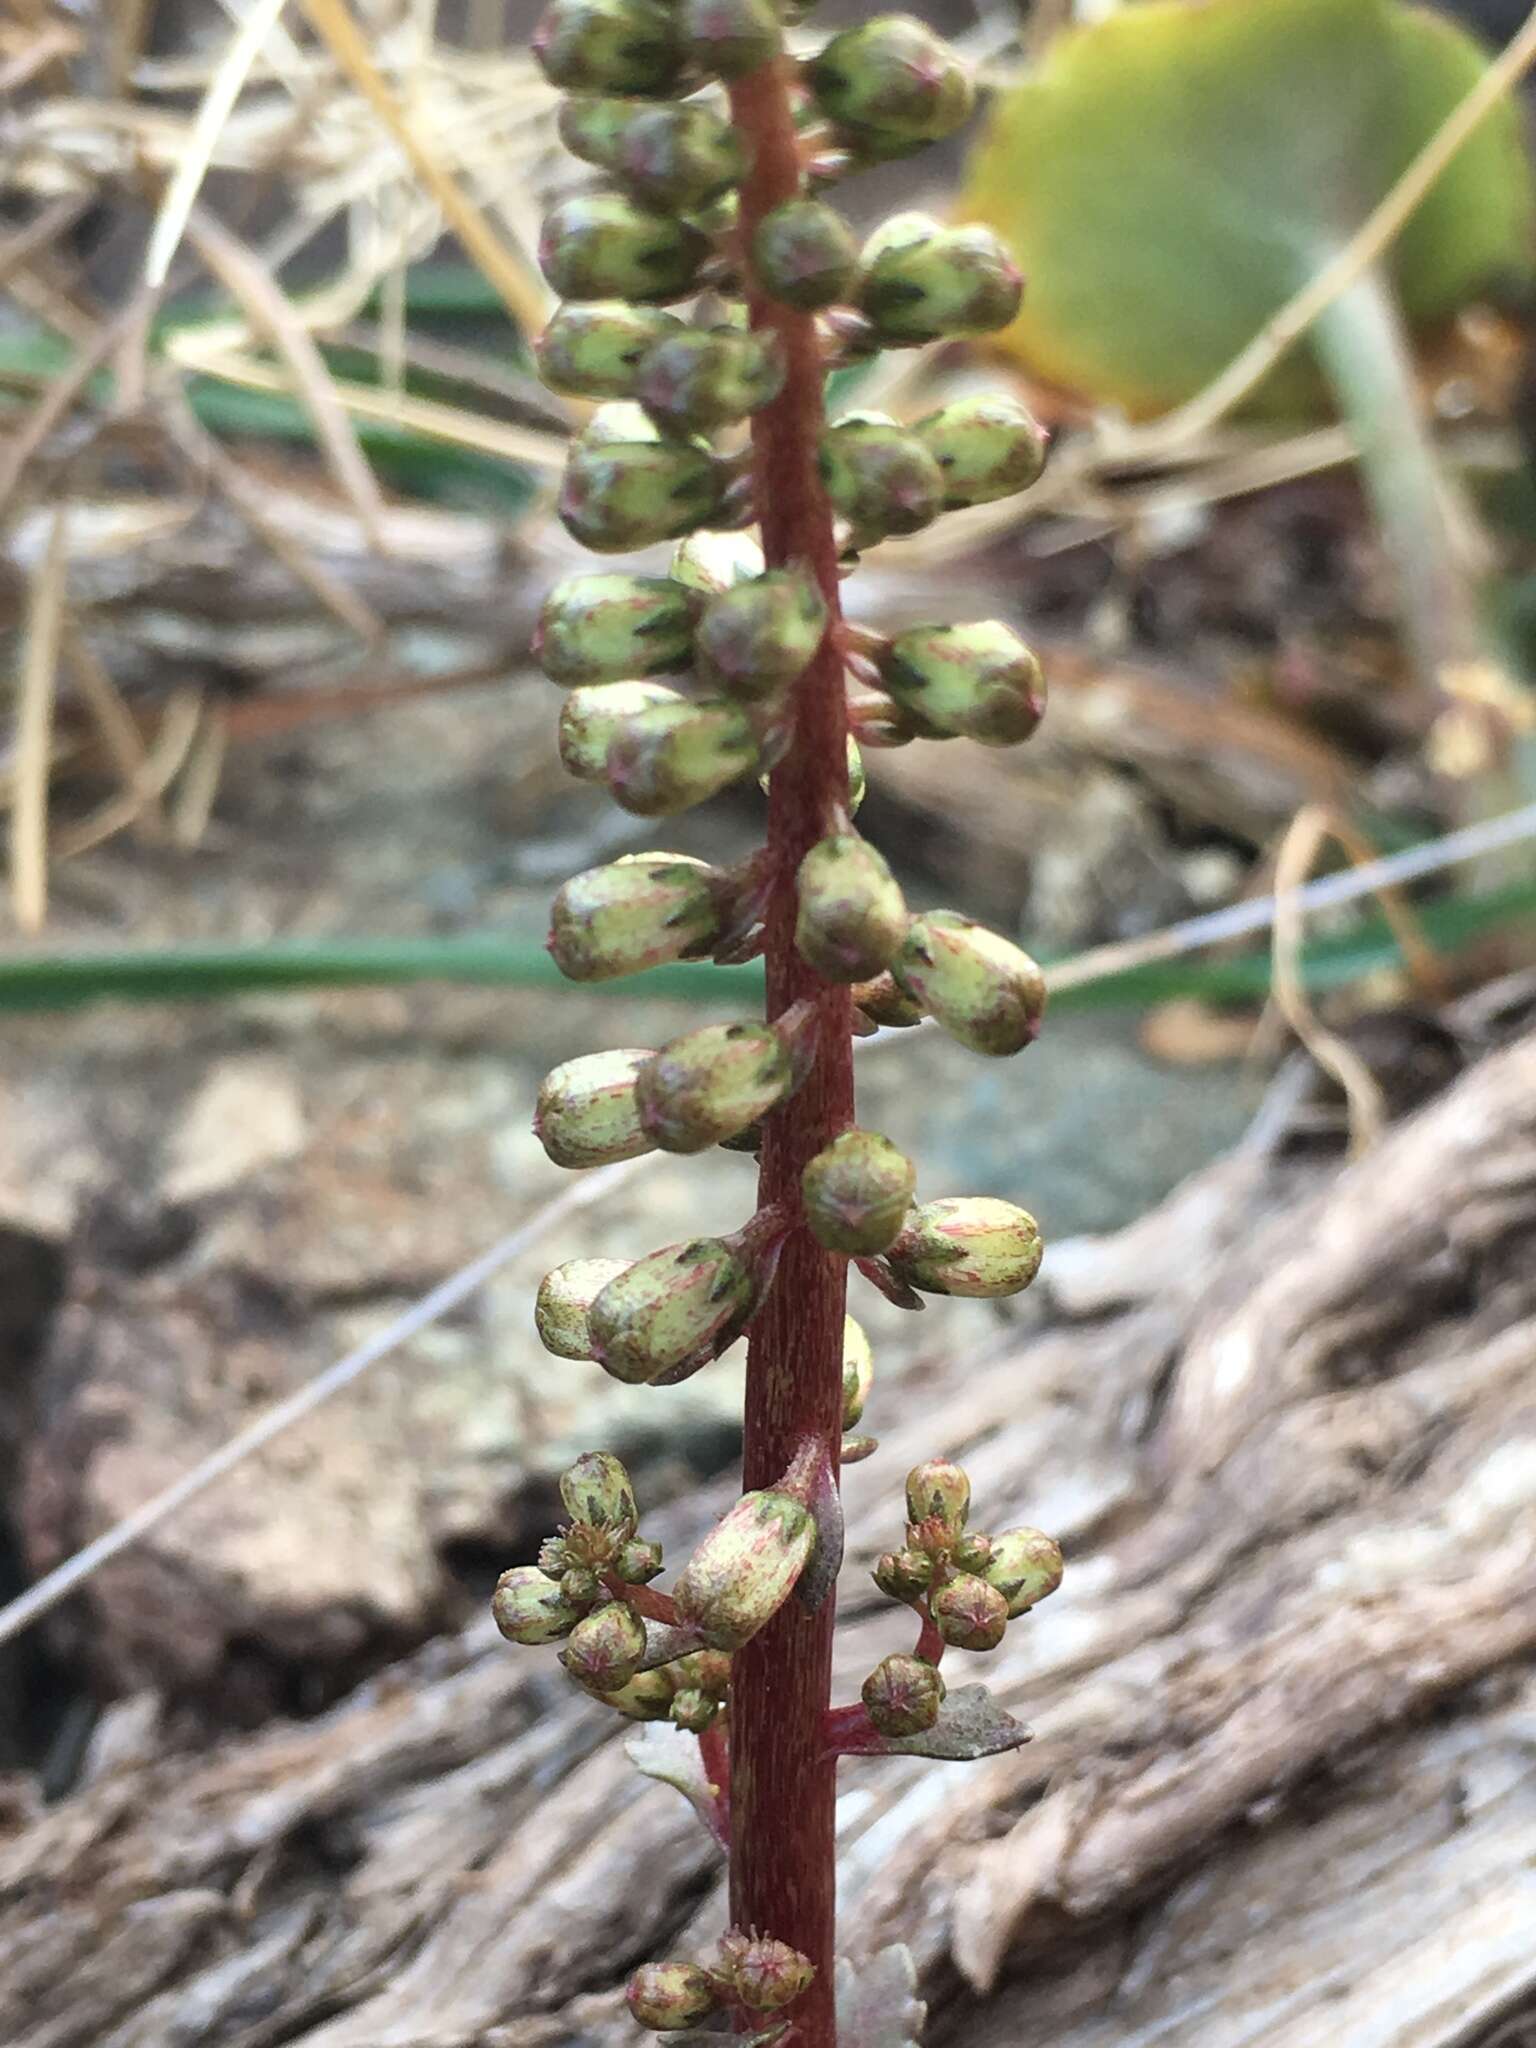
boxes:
[3,1027,1535,2046]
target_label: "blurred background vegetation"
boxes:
[4,0,1536,1740]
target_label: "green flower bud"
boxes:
[637,1019,797,1153]
[842,1312,874,1427]
[533,0,683,94]
[802,1128,916,1255]
[671,525,764,596]
[851,970,925,1029]
[627,1960,722,2031]
[559,435,721,554]
[558,682,685,784]
[873,1547,934,1600]
[680,0,782,77]
[560,1564,604,1606]
[752,197,859,309]
[808,16,973,143]
[696,566,828,700]
[887,1195,1044,1298]
[669,1686,719,1732]
[561,96,750,210]
[535,1046,653,1168]
[985,1526,1064,1617]
[858,213,1023,345]
[674,1647,733,1694]
[636,325,785,432]
[605,698,757,816]
[794,831,908,981]
[721,1935,817,2012]
[891,909,1046,1054]
[539,193,709,305]
[535,1256,630,1359]
[589,1234,756,1383]
[561,1598,648,1690]
[597,1667,678,1720]
[536,571,696,687]
[847,734,867,812]
[906,1457,970,1535]
[952,1530,994,1574]
[882,620,1045,747]
[535,302,682,402]
[673,1489,816,1648]
[548,852,723,982]
[914,392,1047,509]
[931,1570,1009,1651]
[560,1450,640,1533]
[861,1651,945,1736]
[820,414,943,542]
[614,1535,666,1583]
[492,1564,585,1644]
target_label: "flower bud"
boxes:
[985,1526,1064,1617]
[723,1935,817,2012]
[560,97,748,210]
[627,1960,721,2031]
[564,1566,607,1609]
[539,193,708,305]
[614,1535,665,1582]
[597,1667,677,1719]
[560,1450,640,1534]
[858,213,1023,345]
[680,0,782,77]
[847,735,867,813]
[548,852,723,983]
[862,1651,945,1736]
[558,682,684,785]
[535,1047,653,1168]
[559,435,721,553]
[906,1457,970,1535]
[696,567,828,700]
[673,1489,816,1648]
[672,525,765,596]
[851,970,925,1029]
[533,0,683,94]
[891,909,1045,1055]
[636,326,785,432]
[561,1598,648,1690]
[535,302,683,402]
[669,1686,719,1732]
[952,1531,994,1573]
[794,831,908,981]
[882,620,1045,747]
[535,571,695,687]
[888,1195,1043,1298]
[842,1312,874,1427]
[931,1570,1009,1651]
[819,414,943,542]
[605,697,757,816]
[808,16,973,143]
[914,392,1047,509]
[751,197,860,309]
[873,1547,933,1600]
[802,1128,916,1255]
[589,1234,756,1383]
[492,1564,585,1644]
[674,1647,733,1694]
[535,1256,630,1359]
[637,1018,798,1153]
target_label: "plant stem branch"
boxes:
[727,51,852,2048]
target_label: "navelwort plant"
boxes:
[499,8,1059,2041]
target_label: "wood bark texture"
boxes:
[5,1016,1536,2048]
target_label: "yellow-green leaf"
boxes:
[964,0,1534,418]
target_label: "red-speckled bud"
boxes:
[931,1570,1009,1651]
[673,1489,816,1649]
[862,1651,945,1735]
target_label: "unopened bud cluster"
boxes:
[627,1930,816,2031]
[862,1455,1063,1728]
[497,0,1066,2013]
